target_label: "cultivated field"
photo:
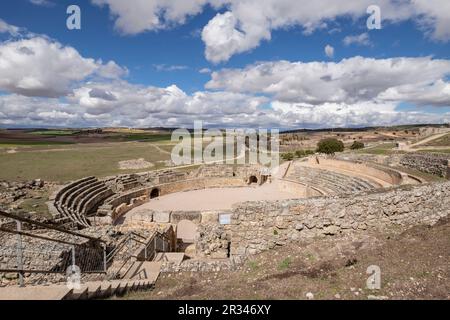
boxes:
[0,129,175,182]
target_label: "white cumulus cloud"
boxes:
[0,37,127,97]
[206,56,450,106]
[91,0,207,35]
[343,33,372,46]
[324,45,334,58]
[0,19,21,36]
[91,0,450,62]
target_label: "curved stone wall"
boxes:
[52,164,265,227]
[103,177,256,223]
[195,181,450,259]
[52,160,420,229]
[277,179,324,197]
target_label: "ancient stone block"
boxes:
[211,250,228,259]
[290,204,307,215]
[201,211,219,224]
[275,216,288,229]
[295,223,304,231]
[171,211,202,224]
[153,211,171,223]
[323,225,340,235]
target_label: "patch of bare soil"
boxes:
[124,218,449,300]
[118,158,154,170]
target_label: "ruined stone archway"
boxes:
[150,188,160,199]
[248,175,258,185]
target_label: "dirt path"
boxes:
[403,131,450,152]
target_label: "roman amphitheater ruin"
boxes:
[0,150,449,299]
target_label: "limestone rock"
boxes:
[295,223,304,231]
[275,216,288,229]
[153,211,171,223]
[201,211,219,224]
[323,225,340,235]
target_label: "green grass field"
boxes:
[417,149,450,154]
[0,140,75,146]
[355,143,397,155]
[29,130,79,136]
[422,133,450,147]
[0,141,173,183]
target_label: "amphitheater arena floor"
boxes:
[126,181,299,212]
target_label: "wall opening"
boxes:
[150,188,160,199]
[249,175,258,184]
[177,220,197,243]
[176,220,198,257]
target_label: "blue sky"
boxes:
[0,0,449,128]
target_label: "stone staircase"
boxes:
[0,235,166,300]
[0,212,173,300]
[0,257,162,300]
[0,275,159,300]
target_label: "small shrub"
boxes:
[278,257,292,270]
[295,150,306,158]
[248,261,259,271]
[316,138,344,154]
[350,141,365,150]
[281,152,294,161]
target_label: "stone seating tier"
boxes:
[289,166,379,195]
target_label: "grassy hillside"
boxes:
[0,141,173,183]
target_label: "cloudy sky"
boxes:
[0,0,450,129]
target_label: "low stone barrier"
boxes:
[160,259,239,273]
[400,153,450,178]
[194,182,450,259]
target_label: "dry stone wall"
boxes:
[336,153,402,167]
[216,182,450,258]
[400,153,450,178]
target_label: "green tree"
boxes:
[350,141,365,150]
[316,138,344,154]
[295,150,306,158]
[281,152,294,161]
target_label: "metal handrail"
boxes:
[105,232,138,262]
[0,210,105,243]
[105,230,164,263]
[0,211,108,286]
[107,230,171,280]
[0,227,81,247]
[0,210,173,286]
